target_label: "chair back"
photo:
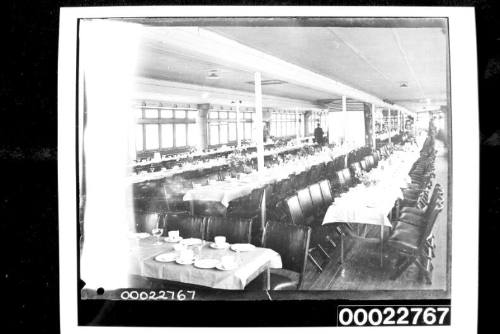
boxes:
[308,183,324,209]
[342,168,352,186]
[248,187,265,210]
[134,212,161,234]
[360,159,368,171]
[165,215,206,239]
[263,220,311,287]
[336,170,346,186]
[350,162,362,177]
[285,195,305,225]
[205,216,253,244]
[297,188,314,218]
[319,179,333,204]
[420,198,445,247]
[368,155,375,168]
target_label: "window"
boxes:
[145,109,158,119]
[136,109,143,120]
[244,122,252,140]
[188,110,198,119]
[161,124,173,148]
[136,125,143,151]
[175,110,186,119]
[209,124,219,145]
[175,123,187,147]
[145,124,159,150]
[228,123,236,141]
[219,123,228,144]
[136,104,198,152]
[161,109,173,118]
[208,109,252,146]
[187,123,199,147]
[271,112,301,138]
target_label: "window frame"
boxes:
[136,105,197,155]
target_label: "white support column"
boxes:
[254,72,265,172]
[235,101,241,147]
[342,95,347,145]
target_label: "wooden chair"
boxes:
[205,216,253,244]
[134,212,161,234]
[309,183,326,213]
[318,179,334,205]
[387,198,445,284]
[284,195,323,271]
[246,221,311,290]
[341,168,354,188]
[164,214,206,239]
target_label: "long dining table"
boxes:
[128,236,282,290]
[322,147,419,266]
[182,146,352,208]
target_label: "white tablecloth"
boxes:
[182,149,346,207]
[129,237,282,290]
[322,150,418,227]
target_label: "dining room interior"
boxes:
[78,17,451,297]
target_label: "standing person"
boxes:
[314,123,324,145]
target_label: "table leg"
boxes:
[380,224,384,267]
[189,200,194,215]
[262,267,271,290]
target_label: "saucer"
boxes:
[154,252,178,263]
[215,262,238,271]
[165,236,183,243]
[175,258,196,265]
[180,238,202,246]
[210,242,230,249]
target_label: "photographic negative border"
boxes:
[58,6,478,332]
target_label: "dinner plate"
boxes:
[175,258,196,265]
[194,259,219,269]
[210,242,230,249]
[155,252,178,263]
[215,262,238,271]
[180,238,202,246]
[164,236,183,243]
[230,243,256,252]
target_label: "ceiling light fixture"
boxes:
[206,72,220,80]
[206,69,220,80]
[399,82,408,88]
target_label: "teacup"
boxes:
[214,236,226,246]
[179,249,194,262]
[168,230,180,240]
[220,255,235,269]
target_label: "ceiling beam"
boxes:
[143,27,415,115]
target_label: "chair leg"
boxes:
[317,244,331,259]
[308,252,323,272]
[415,258,432,285]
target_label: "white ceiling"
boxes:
[136,25,447,112]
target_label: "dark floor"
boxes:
[302,140,450,292]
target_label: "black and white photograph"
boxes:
[57,5,479,331]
